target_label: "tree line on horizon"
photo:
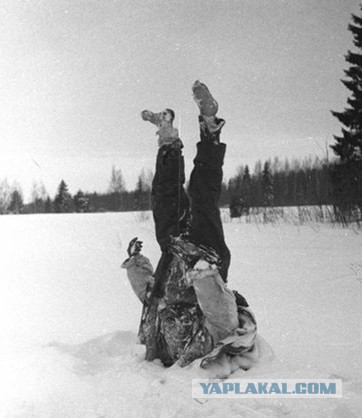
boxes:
[227,156,333,217]
[0,167,153,215]
[0,156,347,216]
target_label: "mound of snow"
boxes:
[1,331,361,417]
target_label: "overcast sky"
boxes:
[0,0,360,200]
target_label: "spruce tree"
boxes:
[242,165,251,212]
[262,161,274,207]
[54,180,72,213]
[228,168,243,217]
[331,11,362,161]
[331,10,362,216]
[8,189,24,213]
[134,174,147,211]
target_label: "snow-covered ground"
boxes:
[0,212,361,417]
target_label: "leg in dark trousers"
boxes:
[151,144,189,252]
[151,143,190,300]
[188,117,231,282]
[144,143,189,361]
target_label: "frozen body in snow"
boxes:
[122,81,260,374]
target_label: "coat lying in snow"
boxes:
[122,252,260,372]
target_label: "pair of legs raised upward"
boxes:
[147,82,230,298]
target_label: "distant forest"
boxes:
[1,156,359,218]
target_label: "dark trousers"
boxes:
[151,133,230,290]
[188,142,230,281]
[151,146,190,252]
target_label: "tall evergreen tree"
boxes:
[8,188,24,213]
[54,180,72,213]
[134,170,151,211]
[331,10,362,161]
[242,165,251,211]
[262,161,274,206]
[331,9,362,216]
[252,160,263,206]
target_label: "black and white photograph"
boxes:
[0,0,361,416]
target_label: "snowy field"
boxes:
[0,212,361,417]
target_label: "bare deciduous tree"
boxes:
[108,166,126,211]
[31,181,48,213]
